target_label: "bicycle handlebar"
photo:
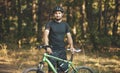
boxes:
[37,45,81,62]
[67,49,81,53]
[37,45,81,53]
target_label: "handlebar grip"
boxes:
[67,49,81,53]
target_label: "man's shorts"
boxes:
[48,48,68,72]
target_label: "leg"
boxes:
[48,52,58,73]
[57,50,68,73]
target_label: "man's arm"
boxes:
[66,32,74,49]
[43,29,52,54]
[44,29,49,45]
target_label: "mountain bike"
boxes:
[23,45,94,73]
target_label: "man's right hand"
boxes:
[46,48,52,54]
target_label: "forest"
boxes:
[0,0,120,73]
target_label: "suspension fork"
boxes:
[38,61,44,69]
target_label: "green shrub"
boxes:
[95,36,111,47]
[112,36,120,47]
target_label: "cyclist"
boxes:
[43,6,75,73]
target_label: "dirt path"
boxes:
[0,64,14,73]
[0,58,17,73]
[0,48,120,73]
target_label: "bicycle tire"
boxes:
[71,66,94,73]
[23,67,44,73]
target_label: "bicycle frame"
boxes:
[41,53,78,73]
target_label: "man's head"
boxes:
[52,6,64,21]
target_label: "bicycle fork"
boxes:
[38,61,44,70]
[35,62,45,73]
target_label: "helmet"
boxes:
[52,6,64,13]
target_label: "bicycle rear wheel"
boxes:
[71,66,94,73]
[23,67,44,73]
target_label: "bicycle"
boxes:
[23,45,94,73]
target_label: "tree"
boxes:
[0,1,4,41]
[112,0,120,47]
[98,0,102,32]
[112,0,119,37]
[17,0,22,39]
[85,0,98,49]
[103,0,109,35]
[37,0,45,42]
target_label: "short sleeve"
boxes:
[45,22,50,30]
[65,23,70,33]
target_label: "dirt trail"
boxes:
[0,64,14,73]
[0,48,120,73]
[0,59,17,73]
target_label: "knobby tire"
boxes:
[23,67,44,73]
[72,66,94,73]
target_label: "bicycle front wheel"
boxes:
[23,67,44,73]
[71,66,94,73]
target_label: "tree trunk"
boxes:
[104,0,109,35]
[112,0,119,36]
[17,0,22,39]
[4,0,10,34]
[85,0,97,50]
[79,1,86,38]
[37,0,44,42]
[98,0,102,32]
[66,1,71,26]
[0,15,3,41]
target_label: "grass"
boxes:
[0,43,120,73]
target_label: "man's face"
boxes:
[54,11,63,20]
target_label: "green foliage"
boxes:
[0,0,119,50]
[116,40,120,47]
[95,35,111,47]
[112,36,120,47]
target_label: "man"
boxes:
[43,6,74,73]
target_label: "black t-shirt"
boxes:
[45,20,70,48]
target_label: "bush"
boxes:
[95,35,111,47]
[112,36,120,47]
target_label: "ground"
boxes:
[0,59,16,73]
[0,46,120,73]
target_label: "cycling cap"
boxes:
[52,6,64,13]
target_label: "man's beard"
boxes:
[55,18,61,21]
[55,17,62,21]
